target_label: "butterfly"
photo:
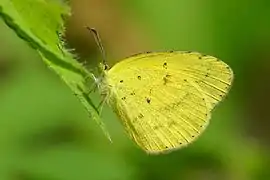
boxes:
[88,28,233,154]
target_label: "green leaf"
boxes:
[0,0,111,140]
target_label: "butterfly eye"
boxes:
[104,64,109,70]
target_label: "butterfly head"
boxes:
[96,62,110,87]
[98,62,110,73]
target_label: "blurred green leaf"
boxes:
[0,0,111,140]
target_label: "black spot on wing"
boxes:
[163,62,168,69]
[137,76,141,80]
[138,113,144,119]
[132,113,144,123]
[163,74,172,85]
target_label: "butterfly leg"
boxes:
[96,91,112,115]
[84,73,100,95]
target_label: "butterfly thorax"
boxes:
[98,63,116,104]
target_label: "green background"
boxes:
[1,0,270,179]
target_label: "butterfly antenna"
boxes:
[86,27,109,70]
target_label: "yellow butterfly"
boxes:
[88,28,233,154]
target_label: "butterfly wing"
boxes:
[103,51,233,154]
